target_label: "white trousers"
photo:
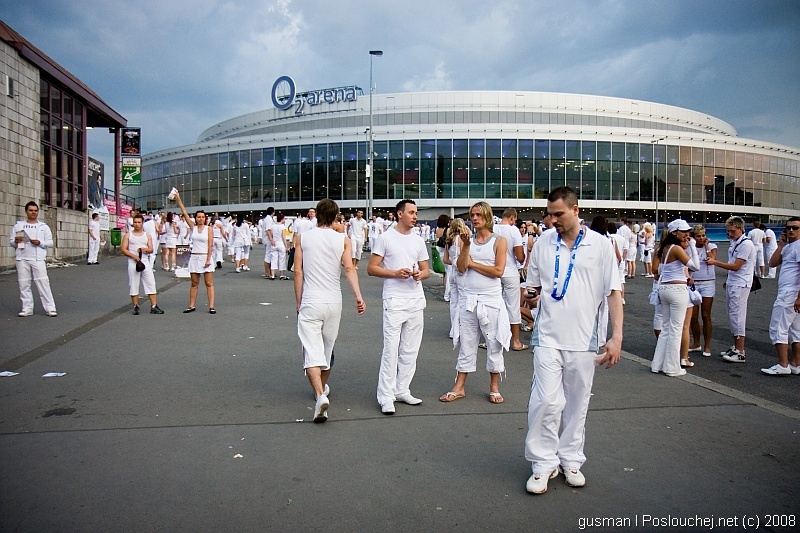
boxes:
[212,238,224,264]
[127,259,157,296]
[726,285,750,337]
[501,275,521,324]
[769,289,800,345]
[765,245,778,277]
[651,284,688,374]
[457,301,505,373]
[235,245,250,261]
[376,302,424,404]
[88,238,100,263]
[298,302,342,370]
[448,278,462,338]
[269,244,287,270]
[525,346,596,474]
[16,259,56,313]
[351,238,364,260]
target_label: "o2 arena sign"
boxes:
[271,75,362,115]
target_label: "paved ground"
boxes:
[0,248,797,532]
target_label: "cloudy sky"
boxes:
[3,0,799,173]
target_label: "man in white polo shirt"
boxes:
[493,207,528,351]
[368,199,430,414]
[523,186,623,494]
[708,216,757,363]
[761,217,800,375]
[294,199,365,423]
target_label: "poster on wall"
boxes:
[121,128,141,156]
[87,157,104,209]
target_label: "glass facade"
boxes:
[139,139,800,213]
[40,76,86,211]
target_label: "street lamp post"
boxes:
[368,50,383,220]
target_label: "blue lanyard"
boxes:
[551,229,584,301]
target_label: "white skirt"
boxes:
[188,254,214,273]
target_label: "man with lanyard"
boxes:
[348,210,368,269]
[10,201,57,317]
[523,186,623,494]
[761,217,800,375]
[707,216,757,363]
[368,200,430,414]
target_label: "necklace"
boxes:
[551,229,584,301]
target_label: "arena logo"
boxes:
[271,76,362,115]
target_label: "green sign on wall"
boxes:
[122,157,141,186]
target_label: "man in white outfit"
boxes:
[368,200,430,414]
[524,186,623,494]
[87,212,101,264]
[493,208,527,351]
[748,222,766,278]
[10,201,58,317]
[260,207,275,277]
[143,212,159,268]
[348,210,368,269]
[367,215,382,252]
[762,224,779,278]
[761,217,800,375]
[294,199,365,423]
[708,216,757,363]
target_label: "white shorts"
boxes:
[693,279,715,299]
[188,254,214,273]
[626,247,636,262]
[726,284,751,337]
[298,302,342,370]
[501,275,522,324]
[755,248,765,267]
[769,290,800,345]
[643,248,653,264]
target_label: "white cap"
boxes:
[667,219,691,232]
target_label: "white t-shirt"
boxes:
[371,228,429,300]
[616,224,632,253]
[89,220,100,240]
[299,227,345,304]
[528,228,621,352]
[691,242,718,281]
[777,240,800,292]
[764,229,778,251]
[348,217,368,241]
[493,222,524,278]
[727,235,757,287]
[748,228,765,250]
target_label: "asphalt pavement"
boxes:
[0,248,797,532]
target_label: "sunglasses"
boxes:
[786,225,800,231]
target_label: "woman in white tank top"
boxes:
[174,191,216,314]
[651,219,699,375]
[440,202,510,405]
[443,218,469,340]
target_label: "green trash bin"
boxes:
[430,245,446,275]
[110,228,122,247]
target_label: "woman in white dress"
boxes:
[688,225,717,357]
[174,191,216,314]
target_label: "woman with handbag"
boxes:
[121,213,163,315]
[650,219,698,376]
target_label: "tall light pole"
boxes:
[368,50,383,220]
[651,137,665,232]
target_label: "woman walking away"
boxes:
[270,213,289,279]
[650,219,698,376]
[174,191,216,314]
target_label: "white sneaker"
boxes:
[313,394,329,423]
[722,349,746,363]
[790,365,800,375]
[323,383,330,397]
[720,346,736,357]
[559,466,586,487]
[395,393,422,405]
[526,469,558,494]
[235,267,241,273]
[18,311,32,317]
[665,368,687,377]
[46,310,58,317]
[761,364,791,375]
[381,402,396,415]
